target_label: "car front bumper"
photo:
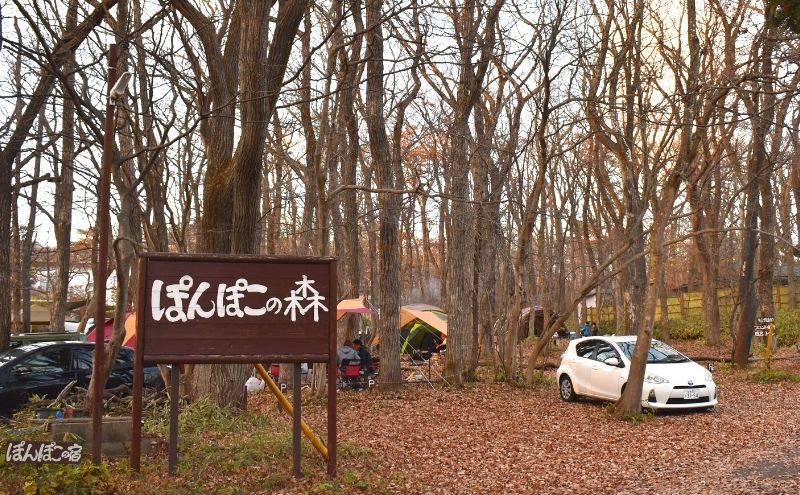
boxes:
[641,382,717,410]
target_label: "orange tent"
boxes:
[398,304,448,337]
[371,304,448,353]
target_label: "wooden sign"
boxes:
[138,253,335,363]
[131,253,337,478]
[4,441,83,464]
[754,316,775,337]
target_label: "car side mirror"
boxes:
[603,357,621,367]
[13,366,31,376]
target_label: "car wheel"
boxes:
[559,375,577,402]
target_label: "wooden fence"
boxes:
[588,286,794,324]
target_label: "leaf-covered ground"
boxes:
[2,342,799,494]
[254,344,800,494]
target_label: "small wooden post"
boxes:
[168,364,180,476]
[327,261,337,478]
[131,257,146,473]
[765,323,775,370]
[292,363,302,478]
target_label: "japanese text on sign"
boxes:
[151,275,329,323]
[4,441,83,464]
[754,316,775,337]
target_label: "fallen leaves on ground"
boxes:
[265,341,800,495]
[4,342,798,495]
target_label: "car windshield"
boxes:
[616,340,689,363]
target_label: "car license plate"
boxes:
[683,390,698,400]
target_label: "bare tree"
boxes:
[734,2,779,366]
[173,0,308,406]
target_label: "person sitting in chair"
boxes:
[352,339,372,371]
[337,340,359,368]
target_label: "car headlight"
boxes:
[644,374,669,384]
[705,371,714,382]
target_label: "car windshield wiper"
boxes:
[647,355,688,363]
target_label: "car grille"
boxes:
[666,397,710,405]
[672,385,707,389]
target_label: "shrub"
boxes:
[596,308,800,346]
[22,463,111,495]
[774,308,800,347]
[748,368,800,384]
[597,323,615,335]
[654,315,705,341]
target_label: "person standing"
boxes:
[581,321,591,337]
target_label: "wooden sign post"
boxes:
[130,253,337,478]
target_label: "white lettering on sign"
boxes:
[284,276,328,322]
[5,441,83,464]
[151,275,328,323]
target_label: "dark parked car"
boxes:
[0,341,163,417]
[10,332,84,348]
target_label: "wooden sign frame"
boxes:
[130,253,337,478]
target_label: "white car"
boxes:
[556,336,717,410]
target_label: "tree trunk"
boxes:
[689,182,721,345]
[792,121,800,309]
[445,0,505,385]
[734,8,776,367]
[50,0,79,331]
[176,0,308,406]
[779,181,796,309]
[613,226,666,416]
[21,111,46,333]
[659,263,670,343]
[366,0,401,389]
[10,197,21,337]
[757,170,776,319]
[614,0,698,416]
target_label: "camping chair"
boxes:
[400,343,435,388]
[409,349,433,364]
[367,357,379,375]
[338,359,363,390]
[401,341,452,388]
